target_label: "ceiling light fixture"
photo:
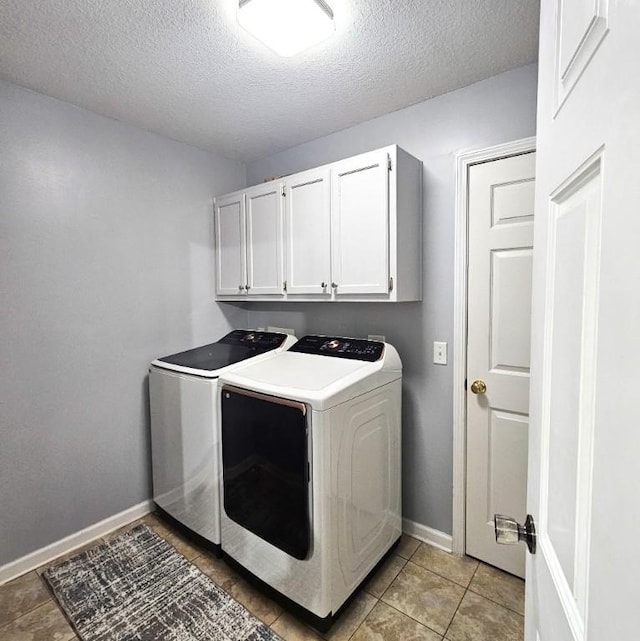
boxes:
[238,0,335,57]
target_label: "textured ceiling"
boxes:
[0,0,539,161]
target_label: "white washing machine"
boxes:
[218,335,402,630]
[148,330,296,550]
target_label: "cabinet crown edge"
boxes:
[213,144,420,201]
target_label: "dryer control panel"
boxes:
[289,335,385,361]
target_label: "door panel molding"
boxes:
[491,178,536,227]
[537,151,602,636]
[554,0,609,114]
[485,409,529,523]
[452,136,536,556]
[490,247,534,373]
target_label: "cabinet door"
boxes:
[245,183,284,296]
[330,150,390,295]
[214,192,246,296]
[284,167,331,295]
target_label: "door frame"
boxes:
[451,136,536,555]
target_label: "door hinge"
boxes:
[388,276,394,292]
[283,280,287,292]
[464,378,468,391]
[388,157,392,171]
[281,186,286,197]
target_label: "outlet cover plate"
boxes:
[433,341,448,365]
[267,325,295,336]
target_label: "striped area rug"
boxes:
[43,524,282,641]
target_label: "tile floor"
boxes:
[0,512,525,641]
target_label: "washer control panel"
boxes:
[289,335,385,361]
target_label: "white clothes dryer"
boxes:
[218,335,402,630]
[148,330,296,551]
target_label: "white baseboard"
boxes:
[0,500,153,585]
[402,518,453,553]
[2,504,452,585]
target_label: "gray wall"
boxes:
[245,64,538,535]
[0,80,246,565]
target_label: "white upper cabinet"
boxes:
[214,192,246,296]
[213,145,422,302]
[214,182,284,297]
[245,182,284,296]
[330,149,389,296]
[283,167,331,296]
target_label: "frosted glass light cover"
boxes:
[238,0,335,57]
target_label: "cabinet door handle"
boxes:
[238,284,246,291]
[245,284,250,291]
[321,282,327,288]
[331,282,338,289]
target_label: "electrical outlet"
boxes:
[267,325,295,336]
[368,334,385,342]
[433,341,448,365]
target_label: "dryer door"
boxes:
[221,386,310,560]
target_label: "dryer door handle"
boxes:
[221,385,307,415]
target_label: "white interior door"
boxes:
[466,152,536,578]
[526,1,640,639]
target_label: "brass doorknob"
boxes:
[470,379,487,394]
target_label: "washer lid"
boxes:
[153,330,289,375]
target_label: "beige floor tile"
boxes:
[0,571,51,627]
[468,563,525,615]
[0,600,76,641]
[381,562,465,635]
[445,591,524,641]
[351,601,442,641]
[1,514,524,641]
[149,521,206,561]
[192,553,283,625]
[138,511,164,527]
[411,544,478,587]
[364,554,407,598]
[102,512,204,560]
[192,553,239,591]
[226,577,283,626]
[271,611,325,641]
[395,534,421,560]
[113,511,165,535]
[324,591,377,641]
